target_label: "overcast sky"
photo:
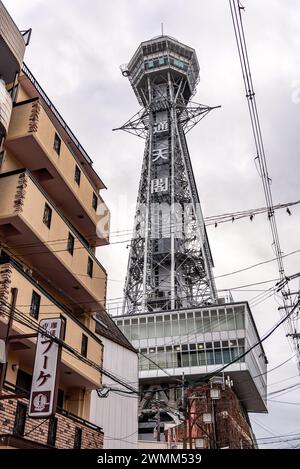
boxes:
[5,0,300,448]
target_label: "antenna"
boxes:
[161,22,164,36]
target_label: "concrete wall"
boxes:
[90,336,138,449]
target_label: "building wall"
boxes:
[90,336,138,449]
[0,388,103,449]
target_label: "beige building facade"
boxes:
[0,0,110,449]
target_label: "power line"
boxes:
[229,0,300,371]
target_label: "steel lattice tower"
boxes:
[116,35,220,315]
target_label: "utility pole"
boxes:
[181,373,188,449]
[211,397,217,449]
[156,407,161,442]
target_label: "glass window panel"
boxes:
[172,317,180,335]
[222,348,231,363]
[190,351,198,367]
[230,347,240,360]
[176,351,182,367]
[156,349,166,367]
[187,318,195,333]
[198,350,206,365]
[180,319,187,335]
[238,347,245,361]
[195,315,204,333]
[155,321,164,338]
[182,352,190,367]
[203,317,211,333]
[148,323,155,339]
[139,323,147,339]
[164,320,172,336]
[206,350,215,365]
[131,325,139,340]
[211,315,219,332]
[123,326,131,340]
[218,310,227,331]
[235,309,245,329]
[166,350,174,368]
[214,349,223,364]
[226,310,235,330]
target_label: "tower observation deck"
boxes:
[114,35,267,445]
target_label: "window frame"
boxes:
[43,203,52,229]
[81,333,88,358]
[53,132,61,156]
[92,192,98,211]
[87,257,93,278]
[74,165,81,186]
[67,232,75,256]
[29,290,41,320]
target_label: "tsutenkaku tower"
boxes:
[117,35,220,315]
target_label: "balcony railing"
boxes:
[0,169,107,312]
[0,1,26,83]
[5,98,109,246]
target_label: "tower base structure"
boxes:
[114,301,267,446]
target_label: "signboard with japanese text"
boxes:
[28,318,64,418]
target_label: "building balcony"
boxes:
[4,97,109,246]
[0,1,26,84]
[0,257,103,388]
[0,170,107,312]
[0,383,103,449]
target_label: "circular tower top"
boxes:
[124,35,200,106]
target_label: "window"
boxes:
[92,193,98,211]
[67,232,75,255]
[87,257,93,278]
[57,389,64,409]
[81,334,88,357]
[30,291,41,320]
[74,166,81,186]
[0,151,4,169]
[74,427,82,449]
[47,417,58,446]
[16,369,32,394]
[13,402,27,436]
[53,133,61,155]
[43,203,52,228]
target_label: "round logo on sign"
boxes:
[33,393,48,411]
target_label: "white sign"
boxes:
[154,121,168,134]
[151,178,169,193]
[152,147,169,162]
[28,318,64,418]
